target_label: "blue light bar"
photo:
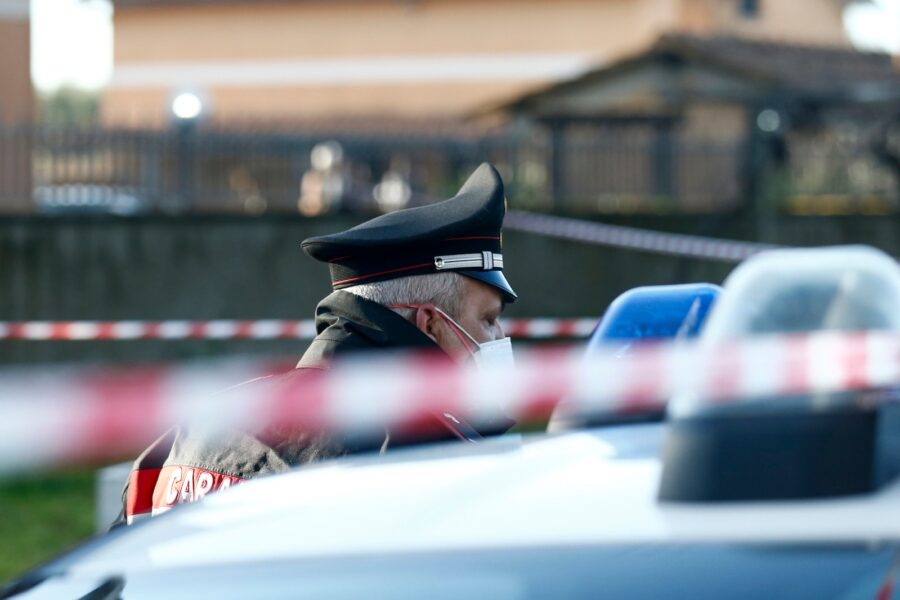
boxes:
[587,284,722,352]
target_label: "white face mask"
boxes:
[431,306,515,370]
[470,336,515,370]
[392,303,517,434]
[434,308,517,434]
[392,303,515,369]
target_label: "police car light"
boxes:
[550,284,721,432]
[588,283,722,351]
[659,246,900,504]
[701,245,900,340]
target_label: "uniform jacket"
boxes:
[115,291,486,526]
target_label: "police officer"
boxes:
[116,163,518,525]
[298,161,516,371]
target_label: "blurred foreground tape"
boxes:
[0,318,597,341]
[1,331,898,474]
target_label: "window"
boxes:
[739,0,760,18]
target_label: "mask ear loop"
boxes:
[388,303,479,354]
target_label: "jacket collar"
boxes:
[297,291,441,368]
[298,290,516,436]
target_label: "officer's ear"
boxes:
[414,305,441,344]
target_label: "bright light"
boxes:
[171,92,204,120]
[374,173,412,213]
[310,142,343,171]
[31,0,113,91]
[756,109,781,133]
[844,0,900,54]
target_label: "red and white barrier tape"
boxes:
[0,318,596,341]
[2,331,899,473]
[503,318,596,339]
[506,210,782,262]
[0,320,318,341]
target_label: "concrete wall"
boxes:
[0,214,897,365]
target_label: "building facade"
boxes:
[501,34,900,213]
[104,0,854,126]
[0,0,32,123]
[0,0,33,212]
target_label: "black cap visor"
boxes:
[460,270,518,303]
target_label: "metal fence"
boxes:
[0,123,895,216]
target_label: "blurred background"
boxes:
[0,0,899,581]
[0,0,896,364]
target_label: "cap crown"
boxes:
[301,163,516,301]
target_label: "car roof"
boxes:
[47,423,900,579]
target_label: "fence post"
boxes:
[652,119,675,203]
[176,121,197,211]
[0,121,33,213]
[743,103,787,243]
[549,119,567,211]
[872,112,900,204]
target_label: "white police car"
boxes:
[8,423,900,600]
[5,246,900,600]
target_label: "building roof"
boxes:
[667,34,900,90]
[499,34,900,118]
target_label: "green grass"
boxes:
[0,469,95,584]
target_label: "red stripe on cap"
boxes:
[333,262,434,286]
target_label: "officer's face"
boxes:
[455,277,506,343]
[419,277,505,362]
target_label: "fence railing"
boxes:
[0,124,895,216]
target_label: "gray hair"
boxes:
[343,272,465,320]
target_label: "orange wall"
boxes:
[0,18,34,123]
[707,0,850,46]
[113,0,676,62]
[105,0,682,124]
[0,12,34,212]
[104,82,556,125]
